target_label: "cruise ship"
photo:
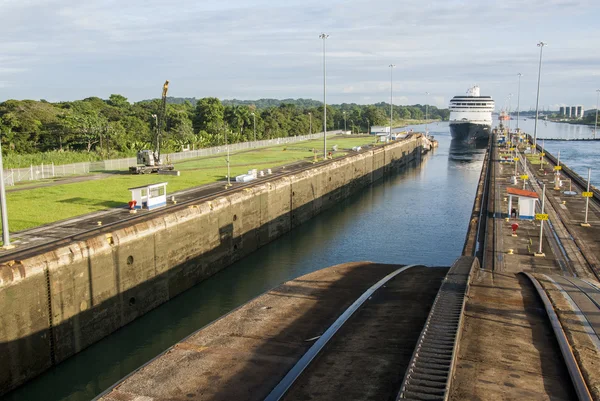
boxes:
[449,86,495,142]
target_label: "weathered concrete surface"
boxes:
[450,140,577,400]
[96,263,447,401]
[536,274,600,400]
[0,135,424,394]
[281,266,448,401]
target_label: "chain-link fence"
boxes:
[3,131,343,186]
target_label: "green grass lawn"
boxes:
[5,135,378,233]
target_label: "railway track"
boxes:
[262,265,450,401]
[522,273,595,401]
[518,143,600,280]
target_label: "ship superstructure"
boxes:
[449,86,495,142]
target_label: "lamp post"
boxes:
[0,139,11,248]
[225,126,231,187]
[251,112,256,144]
[537,184,546,256]
[516,73,522,132]
[319,33,329,159]
[595,89,599,140]
[508,93,512,132]
[425,91,429,134]
[533,41,547,155]
[343,111,347,133]
[389,64,395,138]
[308,112,312,135]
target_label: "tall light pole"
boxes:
[516,73,522,132]
[319,33,329,159]
[389,64,395,138]
[343,111,347,133]
[533,41,547,155]
[308,112,312,135]
[595,89,599,139]
[251,112,256,144]
[225,125,231,187]
[508,93,512,132]
[0,139,11,248]
[425,91,429,134]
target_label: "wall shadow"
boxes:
[0,146,423,396]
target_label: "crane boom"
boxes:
[155,80,169,162]
[129,80,175,174]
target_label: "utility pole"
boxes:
[533,41,547,155]
[320,33,329,159]
[308,112,312,135]
[389,64,395,139]
[517,73,522,132]
[343,111,347,133]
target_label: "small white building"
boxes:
[128,182,168,210]
[507,187,538,220]
[376,133,390,142]
[370,126,390,136]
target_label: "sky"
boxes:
[0,0,599,109]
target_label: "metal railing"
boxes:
[3,131,342,186]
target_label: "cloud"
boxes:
[0,0,598,107]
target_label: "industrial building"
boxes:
[559,105,584,119]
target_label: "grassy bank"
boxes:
[4,135,378,233]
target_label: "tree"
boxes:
[194,97,224,135]
[107,94,130,109]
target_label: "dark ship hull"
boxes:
[449,123,491,143]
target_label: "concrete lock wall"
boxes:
[0,135,423,394]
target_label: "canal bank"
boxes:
[0,135,425,395]
[1,123,485,401]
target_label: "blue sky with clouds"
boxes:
[1,0,598,109]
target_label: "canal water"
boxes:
[507,118,600,186]
[3,122,486,401]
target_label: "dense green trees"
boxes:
[0,95,449,168]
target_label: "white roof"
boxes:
[128,182,168,191]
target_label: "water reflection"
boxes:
[448,138,488,164]
[2,122,483,401]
